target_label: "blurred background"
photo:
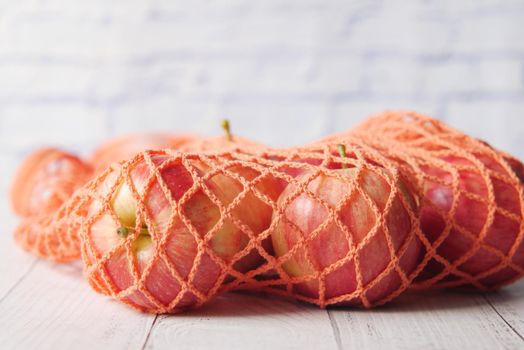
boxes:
[0,0,523,189]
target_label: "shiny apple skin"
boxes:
[271,167,421,306]
[84,154,283,312]
[418,155,524,287]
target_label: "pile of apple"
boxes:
[10,112,524,314]
[11,132,202,260]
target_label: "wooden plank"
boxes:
[328,288,524,350]
[145,292,339,350]
[0,202,38,300]
[484,280,524,341]
[0,259,155,350]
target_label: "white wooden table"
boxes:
[1,195,523,350]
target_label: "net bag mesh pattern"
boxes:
[322,111,524,290]
[14,196,87,262]
[13,141,423,313]
[12,111,524,313]
[12,135,258,263]
[12,148,93,261]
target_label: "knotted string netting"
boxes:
[12,135,266,263]
[14,195,88,262]
[11,148,93,261]
[12,140,423,313]
[321,111,524,290]
[12,112,524,313]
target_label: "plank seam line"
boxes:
[140,314,159,350]
[0,258,39,305]
[327,310,343,350]
[483,294,524,342]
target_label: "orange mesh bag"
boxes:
[12,129,266,263]
[19,139,422,313]
[323,111,524,290]
[14,201,85,262]
[13,132,203,261]
[12,134,199,220]
[10,147,93,217]
[90,133,201,174]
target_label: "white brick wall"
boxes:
[0,0,523,170]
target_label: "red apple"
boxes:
[270,166,421,307]
[89,133,200,174]
[417,153,524,288]
[82,152,283,312]
[10,148,92,217]
[348,111,524,289]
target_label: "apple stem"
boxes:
[117,227,130,237]
[221,119,233,142]
[337,144,348,169]
[117,226,150,238]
